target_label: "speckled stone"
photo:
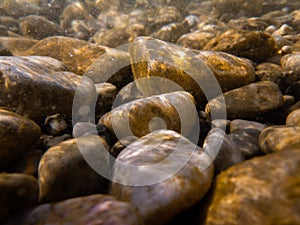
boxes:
[281,52,300,75]
[0,109,41,169]
[286,108,300,126]
[206,148,300,225]
[4,194,143,225]
[44,114,67,136]
[203,30,278,63]
[0,173,38,221]
[177,31,216,50]
[259,125,300,153]
[0,56,116,124]
[99,91,198,139]
[110,130,214,225]
[38,135,110,203]
[203,128,244,173]
[131,37,255,104]
[206,81,284,119]
[230,119,266,133]
[25,36,110,74]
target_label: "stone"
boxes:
[228,128,262,159]
[227,17,269,31]
[286,108,300,126]
[0,56,116,124]
[205,148,300,225]
[0,173,38,221]
[230,119,266,133]
[0,37,38,56]
[255,62,298,91]
[0,43,12,56]
[84,47,133,90]
[0,109,41,169]
[20,15,63,40]
[150,21,189,43]
[99,91,198,140]
[206,81,284,120]
[286,81,300,101]
[281,53,300,75]
[110,130,214,225]
[38,135,110,203]
[4,194,143,225]
[44,114,68,136]
[203,29,278,63]
[110,136,139,158]
[259,125,300,153]
[0,16,19,33]
[203,128,244,173]
[130,37,255,105]
[60,2,91,30]
[177,31,216,50]
[212,0,263,17]
[272,24,294,36]
[91,23,144,48]
[25,36,110,75]
[39,134,72,151]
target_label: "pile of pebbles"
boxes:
[0,0,300,224]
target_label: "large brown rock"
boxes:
[0,37,38,56]
[206,148,300,225]
[25,36,110,74]
[0,109,41,169]
[203,29,278,63]
[38,135,110,202]
[4,194,143,225]
[110,130,214,225]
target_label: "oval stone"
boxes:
[38,135,110,203]
[259,125,300,153]
[110,130,214,225]
[286,108,300,126]
[0,109,41,169]
[206,81,284,119]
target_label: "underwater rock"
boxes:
[99,91,197,140]
[206,81,284,119]
[286,108,300,126]
[0,37,38,56]
[4,194,143,225]
[38,135,109,203]
[177,31,216,50]
[281,53,300,75]
[229,119,266,133]
[110,130,214,225]
[44,114,68,136]
[0,109,41,169]
[206,147,300,225]
[20,15,63,40]
[25,36,110,74]
[203,29,278,63]
[259,125,300,153]
[203,128,244,173]
[0,0,40,19]
[0,173,38,220]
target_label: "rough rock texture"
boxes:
[110,130,214,225]
[259,125,300,153]
[4,194,143,225]
[206,81,284,119]
[203,30,278,63]
[206,148,300,225]
[0,173,38,221]
[0,37,38,56]
[38,135,110,203]
[0,109,41,169]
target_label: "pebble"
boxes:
[203,128,244,173]
[259,125,300,153]
[286,80,300,101]
[110,130,214,225]
[0,173,38,221]
[229,119,266,133]
[0,109,41,169]
[44,114,68,136]
[0,37,38,56]
[286,108,300,126]
[206,148,300,225]
[203,29,278,63]
[206,81,284,119]
[38,135,110,203]
[281,52,300,75]
[177,31,216,50]
[4,194,143,225]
